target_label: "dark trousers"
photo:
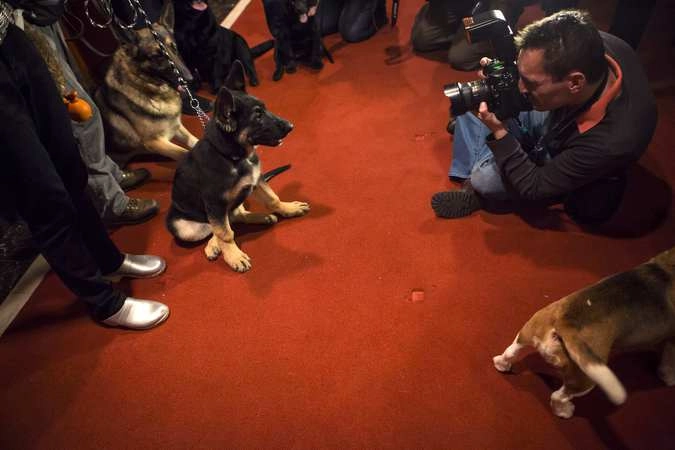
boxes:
[316,0,386,43]
[263,0,386,46]
[0,25,124,320]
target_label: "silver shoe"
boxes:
[104,254,166,282]
[102,297,170,330]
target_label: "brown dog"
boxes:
[493,246,675,418]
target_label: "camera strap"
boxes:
[529,68,609,166]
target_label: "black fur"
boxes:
[167,62,293,238]
[172,0,273,91]
[267,0,333,81]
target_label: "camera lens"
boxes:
[443,80,491,117]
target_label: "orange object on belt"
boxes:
[63,91,93,122]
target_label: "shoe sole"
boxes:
[431,191,481,219]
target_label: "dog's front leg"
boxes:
[231,205,278,225]
[253,180,310,217]
[144,138,190,161]
[175,123,200,148]
[206,215,252,272]
[493,334,526,372]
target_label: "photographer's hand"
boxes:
[478,102,508,140]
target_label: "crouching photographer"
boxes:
[431,9,657,225]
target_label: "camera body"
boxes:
[444,10,531,121]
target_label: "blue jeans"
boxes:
[450,110,549,201]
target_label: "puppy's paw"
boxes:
[275,201,310,218]
[221,242,252,273]
[204,236,222,261]
[493,355,512,372]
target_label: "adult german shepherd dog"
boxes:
[166,62,310,272]
[95,1,199,166]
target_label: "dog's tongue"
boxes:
[299,13,308,23]
[191,1,208,11]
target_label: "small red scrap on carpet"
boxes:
[410,290,425,303]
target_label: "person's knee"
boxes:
[470,160,509,200]
[339,26,373,43]
[449,45,483,72]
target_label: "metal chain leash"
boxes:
[84,0,209,128]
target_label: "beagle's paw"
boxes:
[493,355,513,373]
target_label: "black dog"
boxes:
[265,0,333,81]
[166,62,310,272]
[173,0,273,90]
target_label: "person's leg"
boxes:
[563,171,627,225]
[434,110,549,217]
[448,28,494,71]
[448,112,495,180]
[40,26,128,219]
[338,0,386,43]
[0,26,124,320]
[316,0,344,36]
[2,26,169,329]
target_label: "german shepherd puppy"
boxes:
[95,1,199,166]
[173,0,273,91]
[166,62,310,272]
[268,0,333,81]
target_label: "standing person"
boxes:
[431,10,657,225]
[0,0,170,329]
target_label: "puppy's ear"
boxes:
[158,0,175,33]
[224,61,247,93]
[214,88,237,133]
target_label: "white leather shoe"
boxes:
[104,254,166,282]
[102,298,170,330]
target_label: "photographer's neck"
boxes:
[571,63,614,110]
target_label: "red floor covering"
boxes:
[2,1,675,449]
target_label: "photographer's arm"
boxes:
[486,132,632,201]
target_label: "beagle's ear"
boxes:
[214,88,237,133]
[224,61,247,93]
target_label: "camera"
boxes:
[443,10,531,121]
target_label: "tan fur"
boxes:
[95,24,199,165]
[202,168,309,273]
[494,246,675,418]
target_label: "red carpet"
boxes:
[2,2,674,448]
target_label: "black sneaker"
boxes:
[119,168,151,192]
[431,190,482,218]
[106,198,159,227]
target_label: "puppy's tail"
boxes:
[558,329,627,405]
[251,39,275,58]
[263,164,291,182]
